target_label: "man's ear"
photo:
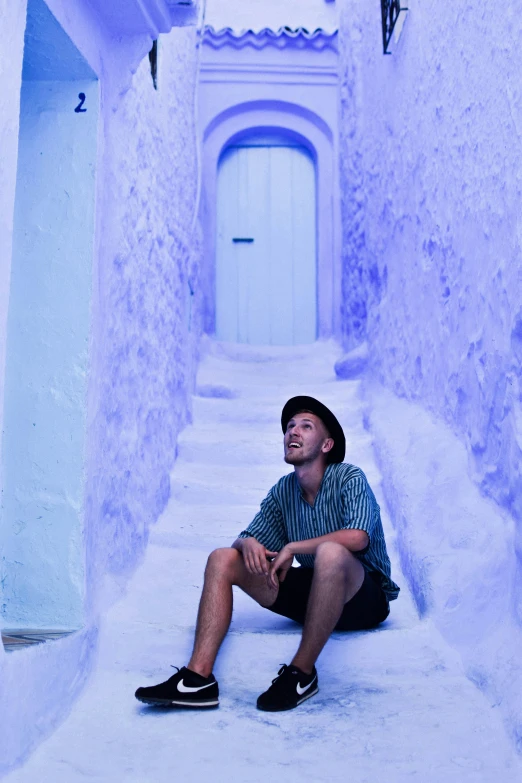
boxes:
[322,438,334,455]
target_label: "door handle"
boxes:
[232,237,254,243]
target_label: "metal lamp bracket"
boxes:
[381,1,409,55]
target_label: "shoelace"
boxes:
[272,663,294,684]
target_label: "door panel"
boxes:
[269,147,294,345]
[291,149,317,344]
[216,143,316,345]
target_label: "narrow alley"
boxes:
[6,342,520,782]
[2,0,522,778]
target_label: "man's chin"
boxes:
[284,451,305,465]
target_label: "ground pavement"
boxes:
[6,341,522,782]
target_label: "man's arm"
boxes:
[233,483,287,575]
[286,529,369,556]
[232,536,278,576]
[267,529,368,588]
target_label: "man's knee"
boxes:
[205,547,241,578]
[314,541,355,571]
[314,543,363,597]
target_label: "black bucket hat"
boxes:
[281,396,345,464]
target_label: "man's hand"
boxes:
[268,545,294,589]
[235,537,278,576]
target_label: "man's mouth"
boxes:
[288,442,302,449]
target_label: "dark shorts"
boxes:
[267,567,390,631]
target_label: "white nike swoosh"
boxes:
[296,676,317,696]
[177,679,215,693]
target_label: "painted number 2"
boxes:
[74,93,87,113]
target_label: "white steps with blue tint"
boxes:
[6,341,521,782]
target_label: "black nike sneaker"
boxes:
[135,666,219,708]
[257,664,319,711]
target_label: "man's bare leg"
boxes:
[187,548,278,678]
[291,541,365,674]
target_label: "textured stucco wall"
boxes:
[338,0,522,750]
[1,1,203,773]
[0,0,27,503]
[86,26,204,613]
[339,0,522,559]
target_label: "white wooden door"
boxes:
[216,142,316,345]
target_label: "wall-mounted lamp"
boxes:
[381,1,408,54]
[149,39,158,89]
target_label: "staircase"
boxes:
[6,341,521,782]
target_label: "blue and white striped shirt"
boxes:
[238,462,400,600]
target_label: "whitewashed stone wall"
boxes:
[86,26,204,610]
[340,2,522,520]
[205,0,338,34]
[338,0,522,752]
[0,2,204,772]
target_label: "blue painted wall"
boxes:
[1,0,98,630]
[2,74,98,629]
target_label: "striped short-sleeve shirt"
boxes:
[238,462,400,600]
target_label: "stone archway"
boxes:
[198,26,340,340]
[200,102,338,339]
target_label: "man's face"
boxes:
[283,412,334,466]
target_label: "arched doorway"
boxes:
[215,133,317,345]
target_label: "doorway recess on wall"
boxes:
[0,0,99,640]
[215,132,317,346]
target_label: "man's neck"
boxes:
[294,460,328,506]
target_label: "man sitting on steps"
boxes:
[135,395,400,712]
